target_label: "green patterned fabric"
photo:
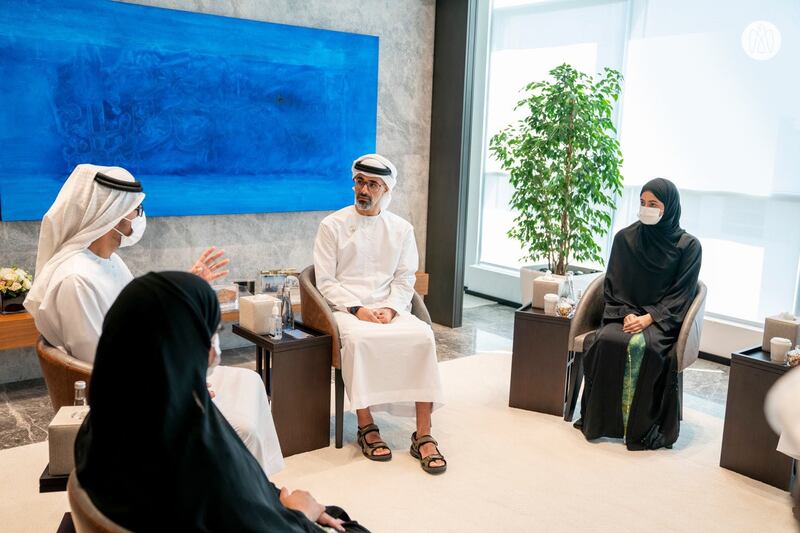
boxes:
[622,332,646,438]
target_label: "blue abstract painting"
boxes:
[0,0,379,220]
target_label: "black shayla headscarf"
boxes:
[74,272,320,532]
[635,177,685,272]
[603,178,702,337]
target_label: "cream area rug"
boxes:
[0,352,794,532]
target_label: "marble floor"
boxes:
[0,296,730,450]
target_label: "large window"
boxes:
[612,0,800,323]
[477,0,629,271]
[468,0,800,323]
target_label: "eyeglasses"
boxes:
[353,177,383,193]
[134,204,144,217]
[125,205,144,220]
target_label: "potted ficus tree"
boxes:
[489,63,624,303]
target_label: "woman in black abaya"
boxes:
[575,178,702,450]
[74,271,369,532]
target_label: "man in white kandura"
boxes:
[313,153,446,475]
[25,164,285,475]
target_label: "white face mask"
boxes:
[207,333,221,377]
[114,213,146,247]
[638,206,663,225]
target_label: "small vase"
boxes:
[0,292,27,314]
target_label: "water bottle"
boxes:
[74,380,87,406]
[560,271,576,305]
[270,303,283,340]
[557,271,576,317]
[281,285,294,331]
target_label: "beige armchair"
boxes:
[36,336,92,412]
[68,471,132,533]
[298,265,431,448]
[564,274,707,421]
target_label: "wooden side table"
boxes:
[39,464,69,493]
[509,305,572,416]
[232,323,332,457]
[720,346,794,490]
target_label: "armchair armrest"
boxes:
[299,266,342,368]
[568,274,605,352]
[674,280,707,372]
[573,330,597,353]
[411,292,431,326]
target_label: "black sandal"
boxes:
[357,424,392,462]
[410,431,447,475]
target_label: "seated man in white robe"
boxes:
[25,164,284,475]
[313,153,446,475]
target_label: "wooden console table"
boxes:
[0,312,39,350]
[0,309,241,351]
[509,305,572,416]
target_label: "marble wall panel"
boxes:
[0,0,435,383]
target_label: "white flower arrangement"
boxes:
[0,267,33,297]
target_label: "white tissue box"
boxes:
[239,294,279,335]
[532,275,564,309]
[762,313,800,352]
[48,406,89,476]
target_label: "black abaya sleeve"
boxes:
[602,275,641,321]
[642,235,702,335]
[602,233,642,322]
